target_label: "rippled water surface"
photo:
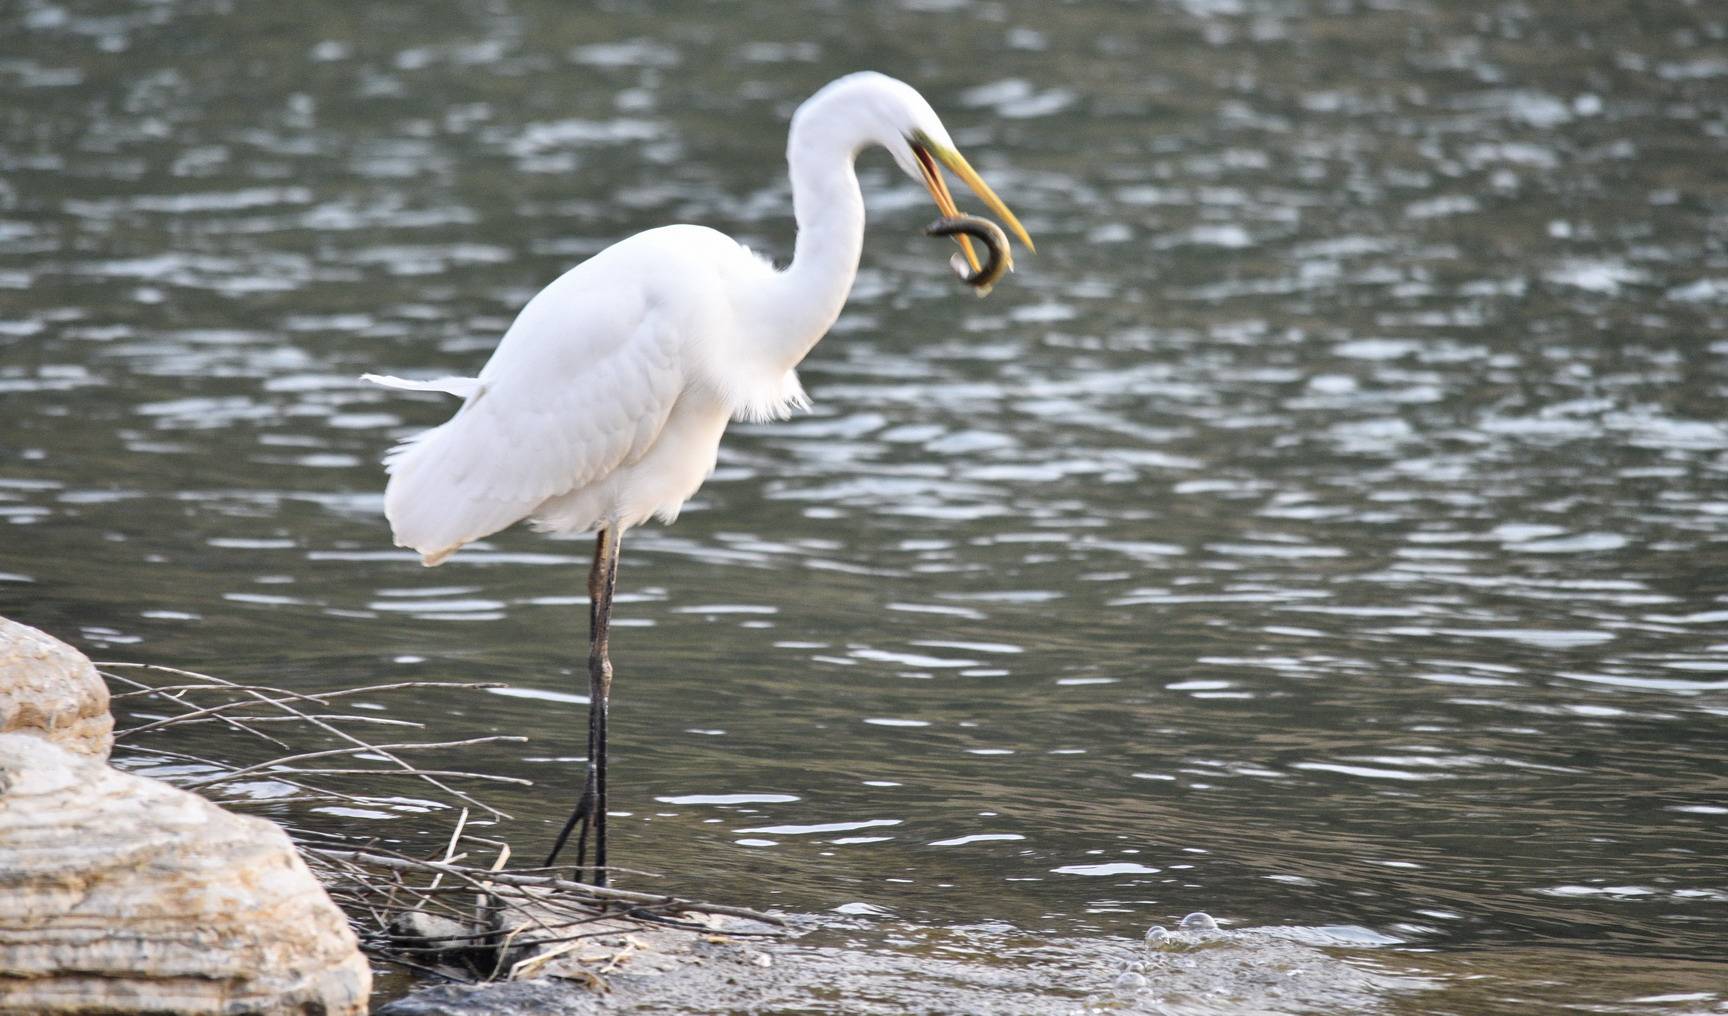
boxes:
[4,1,1726,1011]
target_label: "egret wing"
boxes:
[377,282,685,563]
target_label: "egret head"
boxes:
[794,72,1035,272]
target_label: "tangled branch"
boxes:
[100,663,785,983]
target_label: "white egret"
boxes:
[362,71,1033,887]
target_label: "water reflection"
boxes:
[5,0,1728,1010]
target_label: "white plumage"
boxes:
[366,226,802,564]
[361,72,1032,885]
[365,73,1029,567]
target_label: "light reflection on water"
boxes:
[4,0,1727,1010]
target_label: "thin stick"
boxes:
[119,701,423,738]
[110,676,501,736]
[99,666,501,696]
[108,679,499,701]
[244,767,531,784]
[108,667,513,815]
[307,849,786,928]
[141,682,293,750]
[185,737,527,787]
[116,744,390,809]
[101,661,793,982]
[135,713,425,728]
[229,685,513,819]
[103,668,310,749]
[430,809,469,893]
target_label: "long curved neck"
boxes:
[756,118,866,370]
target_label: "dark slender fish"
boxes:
[925,214,1013,296]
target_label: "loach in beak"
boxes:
[925,215,1012,296]
[911,133,1034,282]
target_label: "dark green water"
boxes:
[3,1,1725,1011]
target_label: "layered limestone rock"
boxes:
[0,733,371,1015]
[0,616,112,759]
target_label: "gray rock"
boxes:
[0,733,371,1015]
[0,616,112,759]
[380,979,604,1016]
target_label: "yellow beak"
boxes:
[912,140,1035,273]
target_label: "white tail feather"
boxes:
[365,373,504,564]
[378,420,520,566]
[361,373,485,399]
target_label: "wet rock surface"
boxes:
[377,910,783,1014]
[0,733,371,1016]
[382,980,607,1016]
[378,914,1428,1015]
[0,616,112,759]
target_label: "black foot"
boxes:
[545,779,596,879]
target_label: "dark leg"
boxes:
[589,528,619,885]
[544,528,621,887]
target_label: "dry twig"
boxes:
[99,662,786,983]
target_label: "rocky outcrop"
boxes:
[0,617,112,759]
[0,733,371,1015]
